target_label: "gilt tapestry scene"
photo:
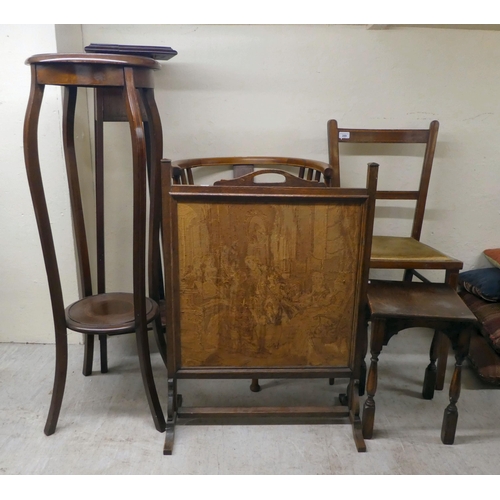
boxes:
[176,200,365,368]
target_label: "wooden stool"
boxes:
[23,53,166,435]
[362,280,478,445]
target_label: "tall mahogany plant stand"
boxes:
[23,53,166,435]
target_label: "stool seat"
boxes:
[368,280,477,323]
[65,293,159,335]
[363,279,478,445]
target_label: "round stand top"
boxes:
[26,53,160,70]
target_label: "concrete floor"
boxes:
[1,328,499,475]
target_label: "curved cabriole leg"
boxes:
[441,326,471,445]
[44,326,68,436]
[142,89,168,369]
[124,68,166,433]
[423,329,440,400]
[61,86,97,379]
[24,70,68,436]
[362,318,384,440]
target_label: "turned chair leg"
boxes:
[362,319,384,439]
[441,327,471,445]
[435,331,449,391]
[422,330,440,400]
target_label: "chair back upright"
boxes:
[327,119,439,241]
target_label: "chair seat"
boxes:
[370,236,463,269]
[367,280,477,323]
[65,292,158,335]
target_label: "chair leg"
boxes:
[441,327,471,445]
[44,326,68,436]
[362,318,384,440]
[99,334,108,373]
[422,330,440,400]
[82,333,94,376]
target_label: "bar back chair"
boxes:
[170,156,335,187]
[161,160,379,454]
[23,53,166,435]
[327,119,463,392]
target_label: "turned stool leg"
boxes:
[422,329,440,400]
[441,326,471,445]
[435,331,449,391]
[362,318,385,439]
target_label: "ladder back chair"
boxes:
[161,161,379,454]
[327,119,463,392]
[23,53,166,435]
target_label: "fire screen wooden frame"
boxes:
[161,161,379,454]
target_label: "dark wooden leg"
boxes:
[142,89,168,369]
[61,85,96,382]
[99,335,108,373]
[422,329,440,399]
[441,326,471,445]
[348,380,366,452]
[359,359,367,396]
[435,331,449,391]
[358,315,370,397]
[403,269,414,282]
[250,378,261,392]
[124,68,165,433]
[135,324,166,432]
[436,270,460,391]
[362,318,385,439]
[24,73,70,436]
[164,378,177,455]
[82,334,94,376]
[44,325,68,436]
